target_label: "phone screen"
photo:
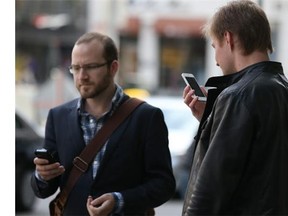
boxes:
[34,148,57,163]
[185,76,205,97]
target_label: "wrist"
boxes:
[111,192,124,214]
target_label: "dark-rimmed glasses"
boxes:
[68,62,108,74]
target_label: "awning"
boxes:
[119,16,206,37]
[154,18,206,37]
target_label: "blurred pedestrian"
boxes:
[31,32,175,216]
[182,0,288,215]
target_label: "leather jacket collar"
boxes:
[195,61,283,143]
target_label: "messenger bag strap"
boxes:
[54,97,144,210]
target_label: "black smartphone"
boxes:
[181,73,207,102]
[34,148,58,164]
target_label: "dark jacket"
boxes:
[31,95,176,215]
[183,61,288,215]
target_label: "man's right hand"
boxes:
[183,85,207,122]
[34,157,65,181]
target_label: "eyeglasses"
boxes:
[68,62,108,74]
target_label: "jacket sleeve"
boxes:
[30,109,60,198]
[186,93,254,215]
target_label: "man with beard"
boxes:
[31,32,175,216]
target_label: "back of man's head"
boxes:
[203,0,273,55]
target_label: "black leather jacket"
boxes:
[182,61,288,215]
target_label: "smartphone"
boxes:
[34,148,58,164]
[181,73,207,102]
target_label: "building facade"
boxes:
[16,0,288,94]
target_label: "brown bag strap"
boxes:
[54,97,144,208]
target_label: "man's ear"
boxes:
[110,60,119,76]
[224,31,234,50]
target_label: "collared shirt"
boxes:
[77,84,125,214]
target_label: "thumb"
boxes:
[87,196,93,205]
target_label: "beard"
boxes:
[77,73,112,99]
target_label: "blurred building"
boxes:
[16,0,87,84]
[16,0,288,90]
[16,0,288,123]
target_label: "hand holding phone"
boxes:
[34,148,58,164]
[181,73,206,102]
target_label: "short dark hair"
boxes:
[75,32,118,64]
[203,0,273,55]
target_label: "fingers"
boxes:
[189,96,199,110]
[90,193,114,208]
[183,85,207,122]
[37,166,65,181]
[183,86,195,106]
[87,196,95,216]
[183,85,207,100]
[183,85,191,98]
[35,158,65,181]
[86,194,115,216]
[34,157,50,165]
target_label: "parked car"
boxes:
[15,111,44,212]
[145,95,199,199]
